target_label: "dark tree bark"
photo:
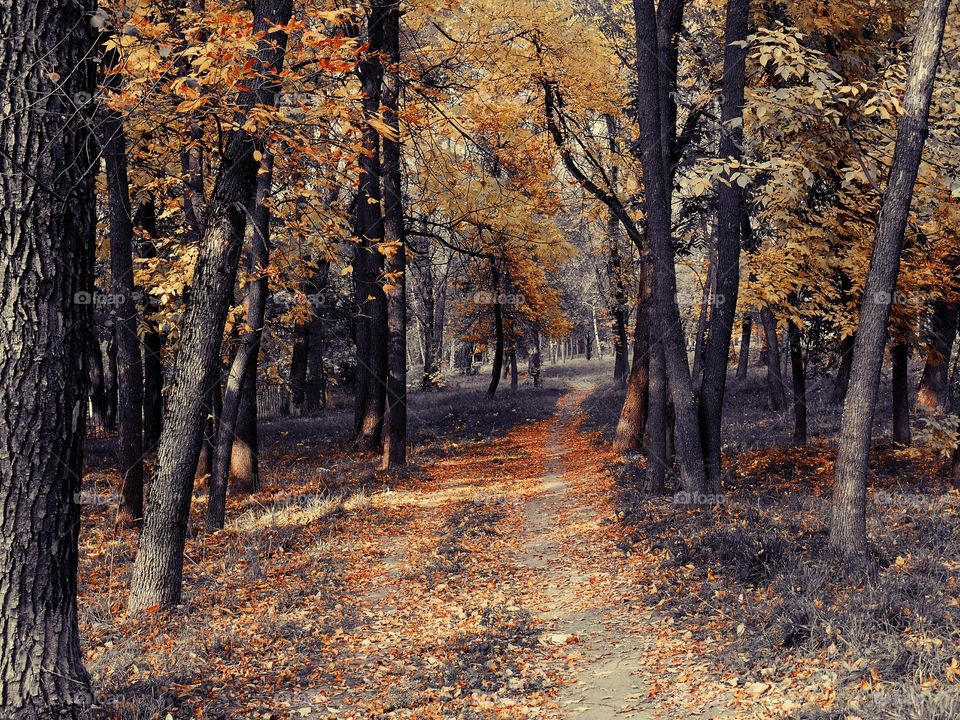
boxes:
[88,333,109,433]
[633,0,708,493]
[699,0,748,488]
[290,319,310,416]
[916,300,958,411]
[830,0,949,558]
[353,7,389,450]
[230,364,260,493]
[0,0,97,713]
[614,261,651,454]
[646,338,668,493]
[760,306,786,410]
[832,333,855,404]
[691,250,713,385]
[381,0,407,468]
[788,321,807,446]
[488,264,505,398]
[736,313,753,379]
[103,334,118,430]
[128,0,294,610]
[136,199,164,453]
[892,341,912,445]
[306,310,329,413]
[100,52,145,525]
[195,380,220,480]
[207,150,275,530]
[530,333,543,388]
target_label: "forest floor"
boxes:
[80,360,960,719]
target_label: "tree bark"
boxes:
[136,199,164,453]
[633,0,708,493]
[0,0,97,713]
[510,349,519,391]
[646,338,668,493]
[916,300,958,411]
[100,53,145,525]
[128,0,294,610]
[207,150,275,531]
[736,313,753,379]
[488,264,505,398]
[788,320,807,446]
[832,333,855,404]
[290,319,310,416]
[381,0,407,468]
[231,364,260,493]
[760,306,786,410]
[103,334,118,431]
[892,341,912,445]
[88,333,109,433]
[614,261,651,454]
[830,0,949,558]
[353,8,389,450]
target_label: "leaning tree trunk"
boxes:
[916,300,958,411]
[100,56,145,525]
[830,0,949,558]
[788,320,807,446]
[381,0,407,468]
[128,0,294,610]
[633,0,708,494]
[614,261,652,454]
[699,0,748,488]
[207,151,275,530]
[892,341,912,445]
[0,0,97,714]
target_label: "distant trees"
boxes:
[0,0,97,714]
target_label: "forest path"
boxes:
[291,382,729,719]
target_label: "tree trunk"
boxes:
[788,320,807,446]
[382,0,407,468]
[100,55,145,525]
[510,349,519,391]
[488,265,505,398]
[306,311,329,414]
[736,313,753,379]
[207,150,274,531]
[916,300,958,411]
[614,261,651,454]
[353,9,389,450]
[128,0,294,610]
[0,1,96,713]
[832,333,855,404]
[103,335,118,430]
[531,332,543,388]
[760,307,786,410]
[230,364,260,493]
[290,319,310,416]
[136,199,164,453]
[892,341,912,445]
[633,0,708,493]
[830,0,949,558]
[699,0,748,488]
[88,333,109,433]
[691,250,713,385]
[646,338,668,492]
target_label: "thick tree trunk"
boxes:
[830,0,949,558]
[892,341,912,445]
[207,152,274,530]
[646,338,668,493]
[916,300,958,411]
[353,9,389,450]
[128,0,294,610]
[290,320,310,416]
[699,0,748,488]
[788,321,807,446]
[100,61,145,525]
[615,262,651,453]
[0,1,96,713]
[381,0,407,468]
[736,313,753,379]
[633,0,708,493]
[760,307,786,410]
[306,313,329,413]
